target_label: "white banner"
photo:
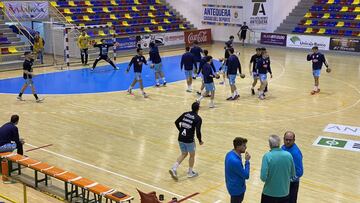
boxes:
[244,0,272,31]
[313,136,360,153]
[4,1,49,20]
[139,31,184,48]
[202,4,243,25]
[324,124,360,137]
[287,34,330,50]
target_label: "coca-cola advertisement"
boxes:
[184,29,212,45]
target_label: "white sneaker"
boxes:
[143,92,148,98]
[187,171,198,178]
[16,96,24,101]
[209,102,215,108]
[186,89,192,92]
[259,94,265,100]
[114,66,119,70]
[169,169,178,181]
[36,98,44,103]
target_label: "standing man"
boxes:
[126,48,148,98]
[307,46,331,95]
[181,46,197,92]
[226,48,244,100]
[282,131,303,203]
[17,52,44,102]
[260,135,295,203]
[169,102,203,180]
[225,137,251,203]
[237,22,252,46]
[0,115,24,155]
[257,48,273,100]
[196,50,217,96]
[78,29,90,65]
[249,48,262,95]
[190,41,203,79]
[33,32,45,64]
[196,56,217,108]
[149,42,166,87]
[91,39,120,71]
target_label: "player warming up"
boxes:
[257,49,273,100]
[196,56,218,108]
[149,42,166,87]
[190,41,203,79]
[226,48,245,100]
[249,48,262,95]
[196,50,217,96]
[307,46,331,95]
[91,39,120,71]
[126,48,149,98]
[17,52,44,102]
[181,46,197,92]
[169,102,203,180]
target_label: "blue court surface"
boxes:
[0,55,221,95]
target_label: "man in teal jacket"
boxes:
[260,134,295,203]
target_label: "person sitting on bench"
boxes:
[0,115,25,155]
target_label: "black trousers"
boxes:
[231,193,244,203]
[92,55,116,69]
[289,182,299,203]
[261,194,289,203]
[80,48,88,64]
[16,142,23,155]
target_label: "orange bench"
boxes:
[0,152,133,203]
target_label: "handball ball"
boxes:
[326,68,331,73]
[240,74,246,78]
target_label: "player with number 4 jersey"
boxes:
[169,102,203,180]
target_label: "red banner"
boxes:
[184,29,212,45]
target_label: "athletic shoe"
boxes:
[264,86,268,93]
[251,88,255,95]
[192,76,196,80]
[196,91,202,95]
[316,88,320,93]
[36,98,44,103]
[143,92,148,98]
[259,94,265,100]
[169,169,178,181]
[114,66,119,70]
[310,90,316,95]
[186,89,192,93]
[187,171,199,178]
[90,67,95,71]
[127,88,133,95]
[234,95,240,100]
[205,94,211,97]
[209,103,215,108]
[226,96,234,101]
[155,84,160,87]
[163,82,167,86]
[16,96,24,101]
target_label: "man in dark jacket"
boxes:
[0,115,24,155]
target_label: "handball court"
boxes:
[0,43,360,202]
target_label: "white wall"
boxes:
[166,0,301,42]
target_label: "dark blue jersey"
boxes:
[307,52,327,70]
[190,46,203,62]
[181,52,197,71]
[23,59,34,79]
[227,54,242,75]
[257,57,272,74]
[149,47,162,64]
[129,55,147,73]
[198,56,216,75]
[250,54,262,73]
[94,43,114,56]
[202,63,215,84]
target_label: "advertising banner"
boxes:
[287,34,330,50]
[330,37,360,52]
[115,37,137,51]
[202,4,243,25]
[4,1,49,20]
[244,0,272,31]
[137,31,184,48]
[260,33,286,46]
[184,29,212,45]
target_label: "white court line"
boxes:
[214,200,222,203]
[25,143,201,203]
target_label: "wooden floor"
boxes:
[1,43,360,203]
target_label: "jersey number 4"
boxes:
[181,129,187,136]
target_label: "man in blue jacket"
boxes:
[225,137,251,203]
[181,46,197,92]
[282,131,303,203]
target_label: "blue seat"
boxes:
[344,30,353,36]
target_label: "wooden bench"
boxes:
[0,152,133,203]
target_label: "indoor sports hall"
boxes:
[0,0,359,203]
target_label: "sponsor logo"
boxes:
[252,0,267,16]
[324,124,360,137]
[184,29,212,45]
[313,136,360,152]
